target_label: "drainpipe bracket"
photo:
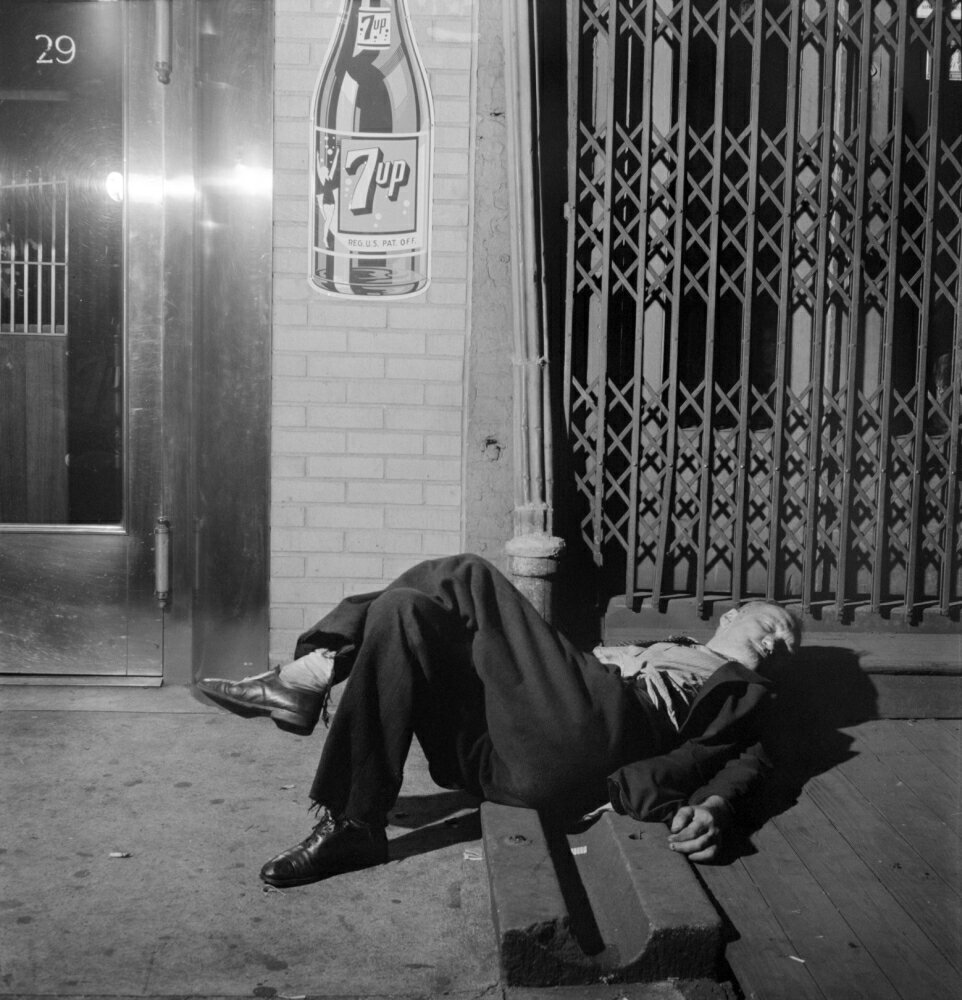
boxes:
[506,533,565,625]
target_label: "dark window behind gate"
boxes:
[564,0,962,626]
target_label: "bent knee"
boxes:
[434,552,496,577]
[368,587,432,619]
[505,770,578,812]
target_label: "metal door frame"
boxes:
[0,0,273,684]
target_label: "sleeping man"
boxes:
[199,553,800,888]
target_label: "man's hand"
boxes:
[667,795,731,862]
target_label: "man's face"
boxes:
[714,603,799,670]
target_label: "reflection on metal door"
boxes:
[0,0,161,678]
[564,0,961,626]
[1,179,72,522]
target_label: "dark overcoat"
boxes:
[294,555,775,825]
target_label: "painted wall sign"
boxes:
[309,0,434,298]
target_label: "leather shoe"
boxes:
[197,667,324,736]
[260,811,389,887]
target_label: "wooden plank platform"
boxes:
[697,720,962,1000]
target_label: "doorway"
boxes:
[0,0,272,684]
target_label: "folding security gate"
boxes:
[564,0,962,625]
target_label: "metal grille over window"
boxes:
[563,0,961,624]
[0,178,69,336]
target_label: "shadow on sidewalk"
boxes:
[388,790,482,861]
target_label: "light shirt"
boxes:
[592,640,728,731]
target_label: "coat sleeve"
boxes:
[687,739,773,809]
[606,681,774,823]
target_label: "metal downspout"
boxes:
[501,0,565,622]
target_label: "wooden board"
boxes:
[702,822,901,1000]
[898,719,962,767]
[804,769,961,971]
[770,792,960,997]
[695,858,827,1000]
[832,751,961,888]
[846,721,961,788]
[703,721,962,999]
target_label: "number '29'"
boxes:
[36,34,76,65]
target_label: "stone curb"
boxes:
[481,803,723,988]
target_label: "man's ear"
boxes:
[718,608,739,629]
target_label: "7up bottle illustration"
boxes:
[310,0,434,297]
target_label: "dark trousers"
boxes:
[300,554,660,825]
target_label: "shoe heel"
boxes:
[270,709,315,736]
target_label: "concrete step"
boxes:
[481,803,724,989]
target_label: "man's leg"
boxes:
[196,554,501,736]
[261,585,487,886]
[200,553,654,809]
[204,553,654,885]
[308,585,488,821]
[195,648,344,736]
[313,555,657,819]
[199,552,560,737]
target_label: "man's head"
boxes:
[707,601,801,671]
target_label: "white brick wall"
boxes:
[270,0,478,662]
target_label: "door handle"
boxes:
[155,0,172,84]
[154,516,170,607]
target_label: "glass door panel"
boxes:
[0,0,124,526]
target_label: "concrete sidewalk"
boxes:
[1,685,498,1000]
[0,686,728,1000]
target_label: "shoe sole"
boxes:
[260,872,329,888]
[260,853,388,888]
[199,688,317,736]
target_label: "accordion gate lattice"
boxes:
[563,0,962,623]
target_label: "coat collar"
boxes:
[676,657,774,738]
[702,657,775,690]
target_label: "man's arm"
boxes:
[607,729,770,814]
[608,736,772,862]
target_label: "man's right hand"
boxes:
[666,795,731,862]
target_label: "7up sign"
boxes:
[329,134,423,255]
[309,0,434,297]
[343,145,411,211]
